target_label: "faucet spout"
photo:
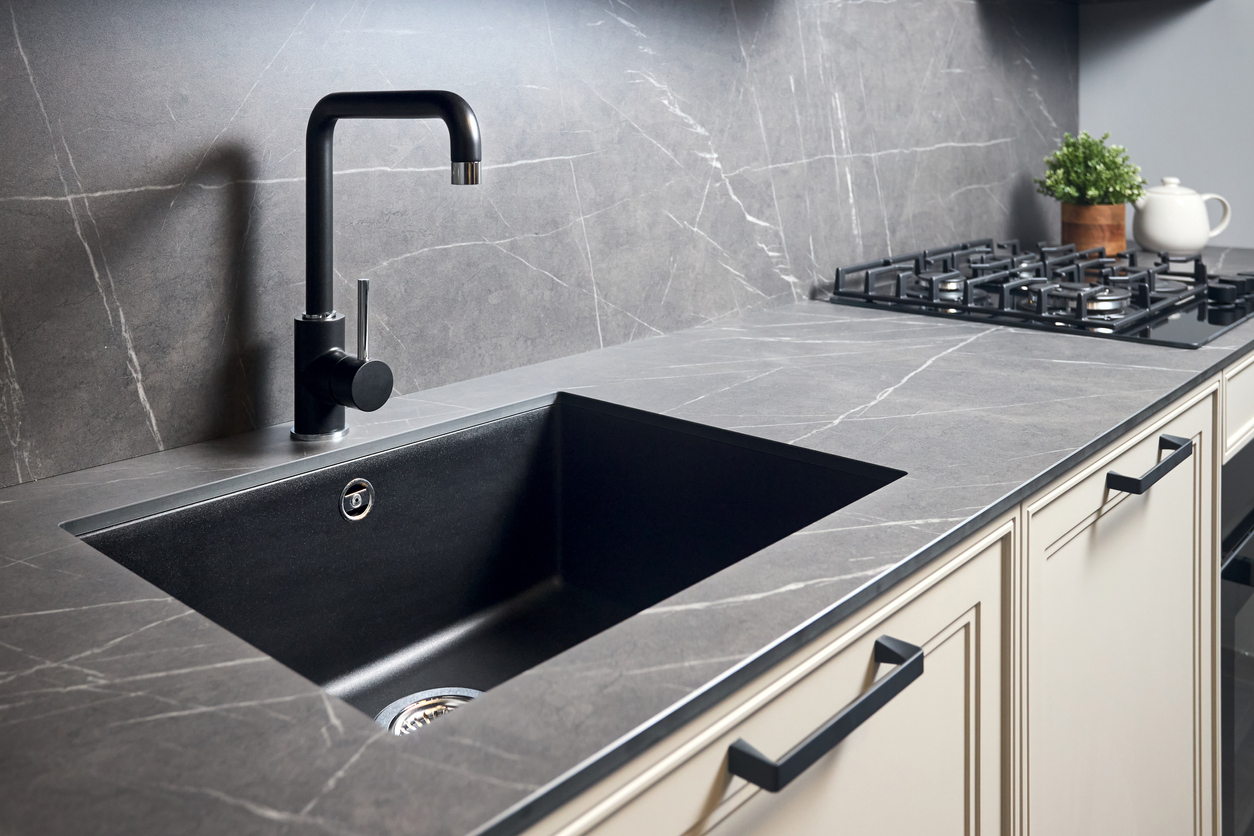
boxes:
[305,90,481,317]
[293,90,482,441]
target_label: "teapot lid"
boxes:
[1147,176,1198,196]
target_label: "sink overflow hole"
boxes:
[340,478,374,521]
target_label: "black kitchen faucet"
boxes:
[292,90,482,441]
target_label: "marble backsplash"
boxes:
[0,0,1076,488]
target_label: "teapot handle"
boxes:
[1201,194,1232,238]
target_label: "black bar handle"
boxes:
[726,635,924,793]
[1105,434,1193,495]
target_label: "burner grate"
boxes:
[829,239,1254,348]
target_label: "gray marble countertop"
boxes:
[5,247,1254,836]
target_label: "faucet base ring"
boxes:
[290,426,350,442]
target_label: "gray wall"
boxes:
[0,0,1077,489]
[1079,0,1248,247]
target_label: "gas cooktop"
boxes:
[828,239,1254,348]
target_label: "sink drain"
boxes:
[374,687,482,736]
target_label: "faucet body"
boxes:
[293,90,481,440]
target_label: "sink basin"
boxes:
[72,393,903,718]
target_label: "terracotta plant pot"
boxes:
[1060,202,1126,260]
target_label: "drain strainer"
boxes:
[374,687,482,736]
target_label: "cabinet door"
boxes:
[702,581,990,836]
[522,519,1010,836]
[1024,392,1216,836]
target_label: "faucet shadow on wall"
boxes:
[211,143,268,441]
[101,143,269,443]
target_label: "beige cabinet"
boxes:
[1019,385,1218,836]
[524,518,1012,836]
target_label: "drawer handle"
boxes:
[1105,434,1193,495]
[726,635,924,793]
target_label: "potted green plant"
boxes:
[1034,132,1146,257]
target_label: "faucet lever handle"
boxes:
[357,277,370,360]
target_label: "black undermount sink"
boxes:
[73,393,904,719]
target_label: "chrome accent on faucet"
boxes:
[451,160,480,185]
[357,277,370,361]
[290,426,350,443]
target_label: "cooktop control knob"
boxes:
[1234,274,1254,295]
[1209,283,1239,305]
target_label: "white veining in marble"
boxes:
[3,287,1252,835]
[0,0,1076,488]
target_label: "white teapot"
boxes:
[1133,177,1231,257]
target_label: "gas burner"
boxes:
[1099,274,1189,297]
[1012,283,1131,316]
[904,272,967,302]
[830,238,1250,348]
[1151,278,1190,296]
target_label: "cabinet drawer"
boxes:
[1028,391,1213,557]
[1225,351,1254,460]
[525,519,1009,836]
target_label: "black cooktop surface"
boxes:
[830,239,1254,348]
